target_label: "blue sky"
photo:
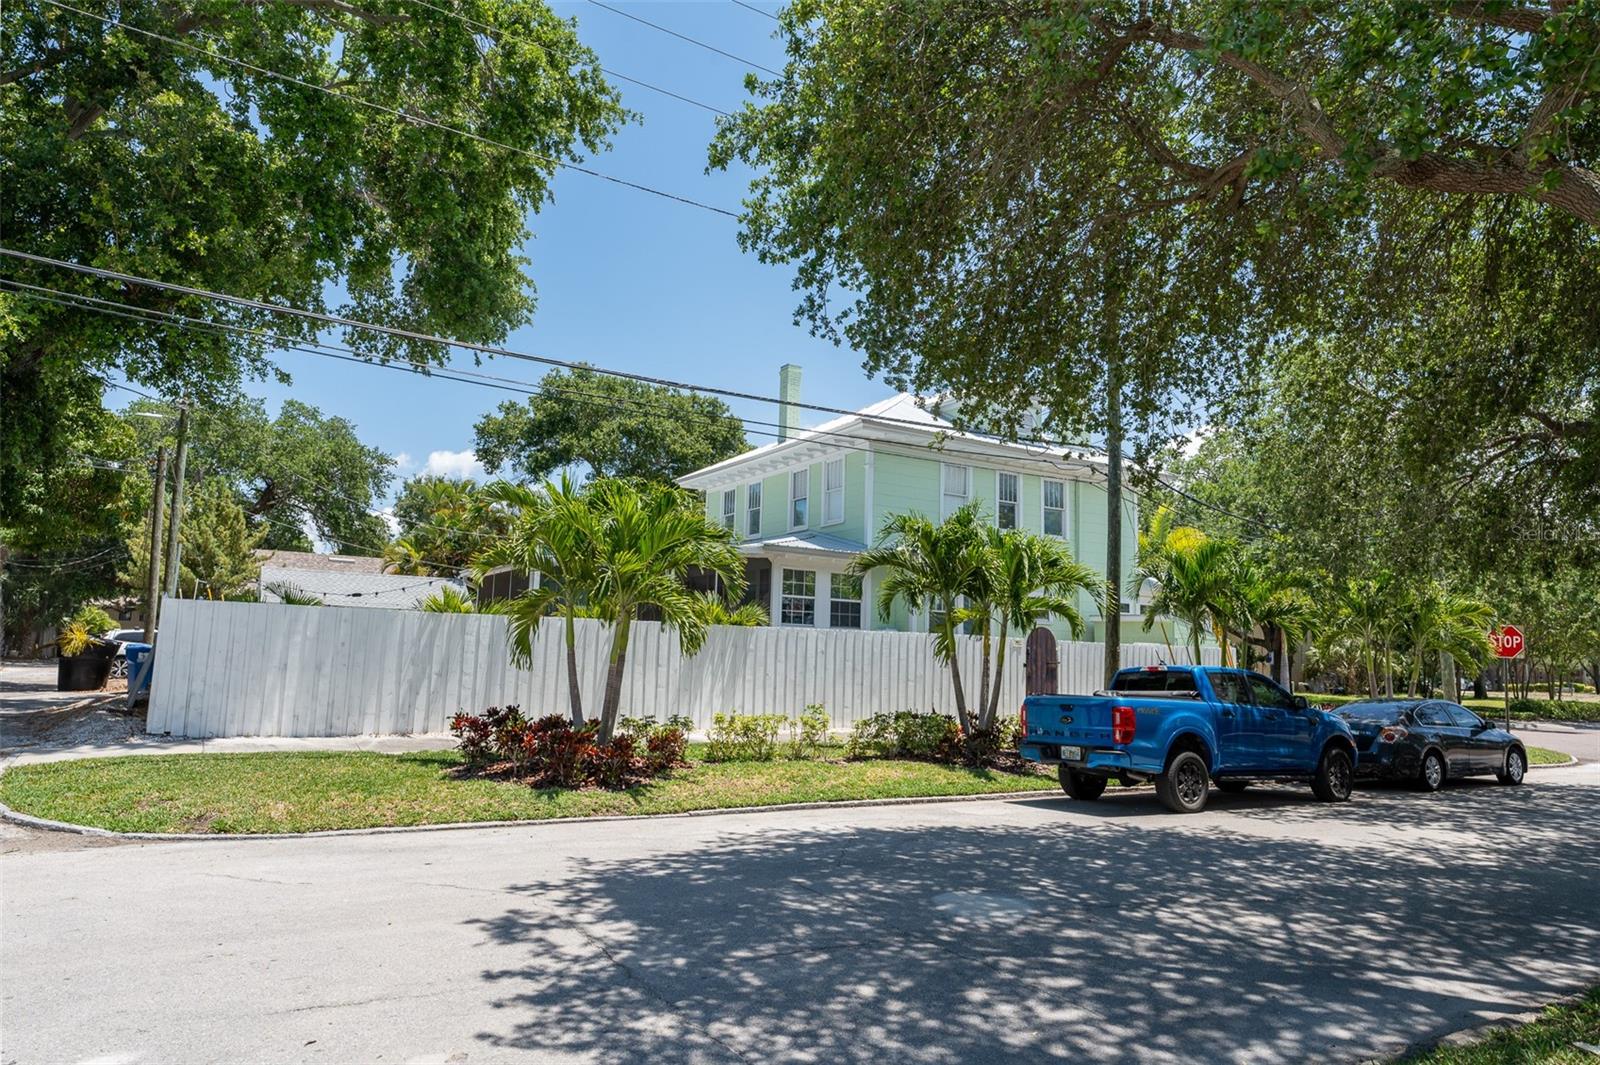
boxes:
[239,1,888,492]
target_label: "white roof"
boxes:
[679,392,1107,490]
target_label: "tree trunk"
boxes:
[1366,645,1378,698]
[1101,247,1124,690]
[1442,651,1458,702]
[598,613,634,743]
[977,617,993,728]
[941,598,972,733]
[1383,643,1394,698]
[563,604,584,726]
[985,620,1010,727]
[1473,672,1487,699]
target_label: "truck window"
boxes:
[1205,670,1248,704]
[1245,674,1297,711]
[1112,669,1198,694]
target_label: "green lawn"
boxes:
[0,748,1057,834]
[1526,746,1572,765]
[1395,987,1600,1064]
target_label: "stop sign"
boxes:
[1491,625,1526,659]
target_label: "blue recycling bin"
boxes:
[123,642,155,704]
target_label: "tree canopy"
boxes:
[473,366,749,483]
[1,0,627,539]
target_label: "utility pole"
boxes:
[162,402,190,602]
[143,446,168,642]
[1099,241,1125,690]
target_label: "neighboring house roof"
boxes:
[740,531,867,558]
[253,549,386,574]
[678,392,1107,491]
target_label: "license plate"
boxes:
[1061,745,1084,762]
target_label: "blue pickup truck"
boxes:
[1019,665,1358,813]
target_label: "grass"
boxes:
[1526,746,1572,765]
[0,747,1057,834]
[1395,986,1600,1063]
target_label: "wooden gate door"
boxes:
[1025,627,1059,694]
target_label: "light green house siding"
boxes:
[872,451,939,522]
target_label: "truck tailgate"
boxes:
[1025,695,1117,747]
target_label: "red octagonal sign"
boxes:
[1491,625,1526,659]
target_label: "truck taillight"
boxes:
[1019,703,1029,736]
[1112,705,1136,745]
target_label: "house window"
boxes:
[746,482,762,536]
[822,458,844,525]
[721,489,736,531]
[941,463,969,518]
[1043,479,1065,537]
[997,472,1018,529]
[780,568,815,625]
[790,469,808,529]
[830,572,862,629]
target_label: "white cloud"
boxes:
[376,507,400,537]
[392,451,414,472]
[423,449,485,480]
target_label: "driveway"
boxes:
[3,769,1598,1065]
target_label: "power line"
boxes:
[395,0,732,117]
[730,1,781,22]
[584,0,781,76]
[36,0,738,219]
[3,258,1274,540]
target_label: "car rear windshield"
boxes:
[1336,704,1404,724]
[1111,669,1199,693]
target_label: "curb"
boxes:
[1359,986,1597,1064]
[1528,753,1582,769]
[0,784,1063,842]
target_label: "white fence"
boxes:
[1056,640,1223,695]
[146,598,1027,738]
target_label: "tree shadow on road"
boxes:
[465,782,1600,1064]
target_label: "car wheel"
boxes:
[1156,750,1210,814]
[1497,748,1526,786]
[1217,780,1250,794]
[1058,765,1108,801]
[109,656,128,679]
[1418,749,1445,792]
[1311,747,1354,803]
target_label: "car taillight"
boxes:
[1019,703,1029,737]
[1112,705,1136,745]
[1378,726,1409,744]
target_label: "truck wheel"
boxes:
[1496,748,1526,786]
[1156,750,1210,814]
[1417,750,1445,793]
[1058,765,1108,801]
[1217,780,1250,794]
[1311,746,1354,803]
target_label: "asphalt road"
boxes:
[4,768,1599,1065]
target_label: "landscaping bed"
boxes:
[0,746,1057,834]
[1395,986,1600,1063]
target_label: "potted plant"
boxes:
[56,621,118,691]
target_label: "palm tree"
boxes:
[1331,575,1397,697]
[382,537,428,576]
[418,585,476,613]
[694,592,770,627]
[981,529,1102,726]
[473,476,598,726]
[1231,564,1317,688]
[1398,584,1495,696]
[851,505,987,733]
[1139,533,1238,666]
[581,479,744,742]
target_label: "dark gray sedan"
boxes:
[1336,700,1528,791]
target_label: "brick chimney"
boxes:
[778,363,801,441]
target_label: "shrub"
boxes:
[705,712,785,762]
[645,727,689,772]
[589,735,638,789]
[787,703,831,759]
[619,714,696,741]
[846,711,960,760]
[69,604,115,636]
[451,707,688,787]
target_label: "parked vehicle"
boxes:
[102,628,150,679]
[1335,700,1527,791]
[1019,665,1359,813]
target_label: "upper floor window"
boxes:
[721,489,736,532]
[746,482,762,536]
[941,463,970,518]
[790,469,809,529]
[1042,479,1065,537]
[822,458,844,525]
[996,472,1018,530]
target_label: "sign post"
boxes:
[1490,624,1526,731]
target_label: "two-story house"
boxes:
[678,365,1146,644]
